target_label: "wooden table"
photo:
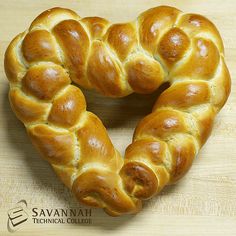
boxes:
[0,0,235,235]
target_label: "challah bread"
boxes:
[4,6,231,216]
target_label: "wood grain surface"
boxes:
[0,0,235,235]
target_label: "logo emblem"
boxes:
[7,200,28,232]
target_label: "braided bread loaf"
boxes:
[4,6,231,216]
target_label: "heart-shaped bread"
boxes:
[4,6,231,216]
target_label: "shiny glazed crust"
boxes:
[4,6,231,216]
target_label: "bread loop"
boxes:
[5,6,231,216]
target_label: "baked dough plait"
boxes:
[4,6,231,216]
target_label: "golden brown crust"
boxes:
[105,23,137,61]
[22,64,70,100]
[157,27,190,66]
[82,17,109,39]
[48,85,86,128]
[52,165,76,188]
[72,169,141,215]
[177,13,224,53]
[211,58,231,110]
[134,109,190,140]
[168,136,196,182]
[28,124,76,165]
[4,6,231,216]
[195,107,216,146]
[22,30,60,64]
[138,6,181,53]
[126,55,165,94]
[53,20,90,88]
[87,41,128,97]
[153,81,211,109]
[4,33,26,82]
[120,161,159,199]
[171,38,220,80]
[9,88,49,124]
[29,7,79,30]
[76,112,122,170]
[125,139,167,166]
